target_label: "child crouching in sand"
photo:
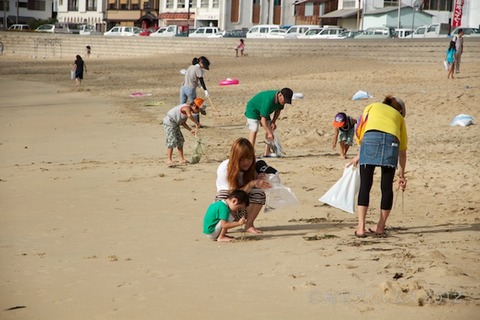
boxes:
[203,190,248,242]
[332,112,357,158]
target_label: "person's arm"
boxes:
[397,150,407,190]
[220,217,245,229]
[260,116,274,141]
[84,63,87,72]
[182,107,200,129]
[242,178,271,193]
[271,109,281,131]
[332,128,339,149]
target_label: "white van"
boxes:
[355,27,395,39]
[104,26,142,36]
[188,27,222,38]
[412,23,449,38]
[246,25,280,39]
[8,24,30,31]
[284,25,319,38]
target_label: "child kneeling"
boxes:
[203,190,249,242]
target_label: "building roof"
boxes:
[364,5,433,16]
[320,9,359,18]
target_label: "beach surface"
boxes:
[0,54,479,319]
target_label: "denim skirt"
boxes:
[359,131,399,168]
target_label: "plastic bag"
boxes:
[319,165,360,214]
[450,114,473,127]
[352,90,373,101]
[443,60,448,71]
[266,130,285,157]
[264,174,298,212]
[70,70,75,80]
[190,134,204,164]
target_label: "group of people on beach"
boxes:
[158,55,409,242]
[445,28,464,79]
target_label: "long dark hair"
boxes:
[226,138,256,190]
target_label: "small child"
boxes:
[85,45,91,58]
[446,40,456,79]
[203,190,249,242]
[163,98,206,166]
[235,39,245,57]
[332,112,357,159]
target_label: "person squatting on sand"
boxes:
[244,88,294,157]
[349,95,408,238]
[215,138,272,234]
[332,112,357,159]
[203,190,249,242]
[179,56,210,124]
[72,55,87,87]
[163,98,206,166]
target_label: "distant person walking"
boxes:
[453,29,464,74]
[235,39,245,57]
[445,40,456,79]
[180,56,210,124]
[72,55,87,87]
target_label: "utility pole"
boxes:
[187,0,191,33]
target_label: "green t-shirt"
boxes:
[203,201,230,234]
[244,90,284,120]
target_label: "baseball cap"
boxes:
[255,160,277,174]
[333,112,347,128]
[280,88,293,104]
[194,98,204,108]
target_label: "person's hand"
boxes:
[398,177,407,191]
[238,217,246,226]
[266,132,274,142]
[347,155,359,167]
[254,179,271,189]
[204,90,209,97]
[271,122,277,131]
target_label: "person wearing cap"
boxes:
[215,138,272,234]
[332,112,357,159]
[180,56,210,125]
[163,98,205,166]
[244,88,293,157]
[349,95,408,238]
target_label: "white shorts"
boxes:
[246,118,271,132]
[205,214,235,240]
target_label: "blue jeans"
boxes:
[359,131,399,168]
[180,86,200,123]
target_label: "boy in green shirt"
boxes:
[203,190,249,242]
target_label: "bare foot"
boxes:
[246,227,263,234]
[217,235,235,242]
[166,160,176,167]
[179,159,189,165]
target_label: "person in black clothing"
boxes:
[72,55,87,87]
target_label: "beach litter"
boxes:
[450,114,473,127]
[352,90,373,100]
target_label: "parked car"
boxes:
[53,23,81,34]
[104,26,142,36]
[35,24,55,33]
[79,24,102,35]
[222,29,248,38]
[450,27,480,37]
[188,27,222,38]
[264,29,287,39]
[8,24,31,31]
[246,24,280,39]
[284,25,319,38]
[138,27,158,36]
[395,28,414,38]
[308,26,346,39]
[297,28,323,39]
[355,27,395,39]
[333,30,363,39]
[411,23,449,38]
[150,25,183,37]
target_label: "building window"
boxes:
[68,0,78,11]
[27,0,46,10]
[305,3,313,16]
[383,0,398,7]
[165,0,174,9]
[0,0,10,10]
[18,1,28,8]
[200,0,208,8]
[343,0,355,8]
[87,0,96,11]
[212,0,219,8]
[178,0,186,8]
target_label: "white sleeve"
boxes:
[215,160,230,191]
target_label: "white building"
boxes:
[55,0,107,30]
[1,0,54,27]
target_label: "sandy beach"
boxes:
[0,53,479,319]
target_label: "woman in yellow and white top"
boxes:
[350,95,408,238]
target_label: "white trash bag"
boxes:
[450,114,473,127]
[352,90,373,101]
[264,174,298,212]
[319,165,360,214]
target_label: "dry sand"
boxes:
[0,54,479,319]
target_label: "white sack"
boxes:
[319,165,360,214]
